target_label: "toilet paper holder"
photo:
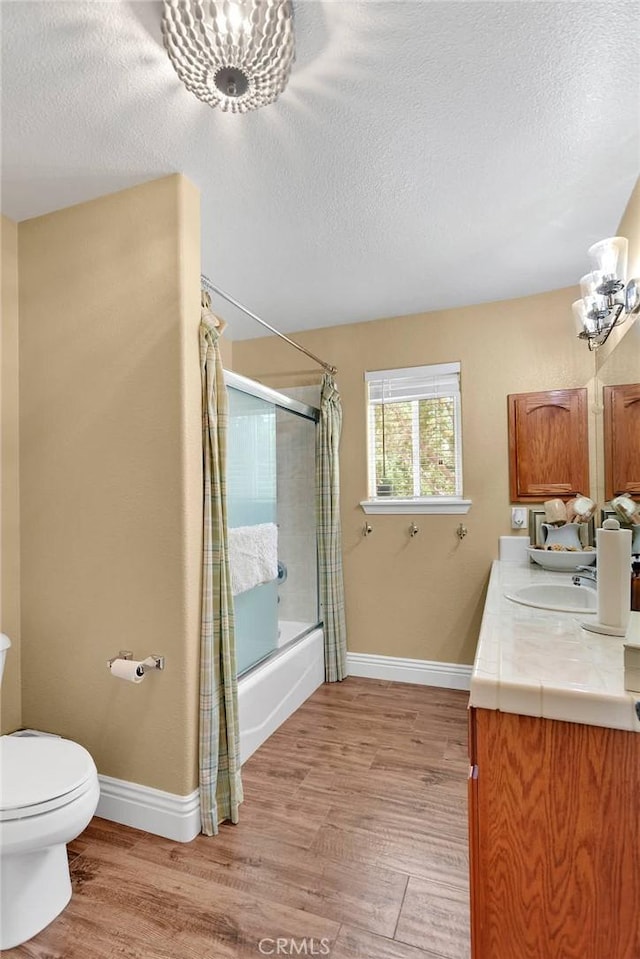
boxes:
[107,650,165,675]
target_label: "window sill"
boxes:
[360,498,472,515]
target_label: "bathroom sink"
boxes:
[505,584,597,613]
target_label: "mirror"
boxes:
[590,178,640,508]
[594,314,640,505]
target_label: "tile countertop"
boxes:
[470,559,640,733]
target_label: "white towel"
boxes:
[228,523,278,596]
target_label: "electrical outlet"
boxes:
[511,507,527,529]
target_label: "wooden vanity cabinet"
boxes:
[603,383,640,500]
[508,388,589,502]
[468,707,640,959]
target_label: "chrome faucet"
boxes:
[572,566,597,589]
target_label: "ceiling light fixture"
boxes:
[161,0,295,114]
[572,236,640,350]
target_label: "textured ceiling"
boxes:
[1,1,639,339]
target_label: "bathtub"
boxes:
[238,624,324,764]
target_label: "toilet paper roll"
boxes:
[611,495,640,527]
[544,498,567,524]
[597,519,632,632]
[568,495,596,524]
[110,658,145,684]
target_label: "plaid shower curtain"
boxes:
[316,373,347,682]
[199,308,243,835]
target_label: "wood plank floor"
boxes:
[6,678,471,959]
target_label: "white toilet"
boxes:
[0,634,100,950]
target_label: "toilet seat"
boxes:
[0,737,97,822]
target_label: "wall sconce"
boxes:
[162,0,295,114]
[572,236,640,350]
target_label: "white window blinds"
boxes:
[365,362,461,403]
[365,362,462,500]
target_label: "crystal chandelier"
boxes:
[571,236,640,350]
[162,0,295,114]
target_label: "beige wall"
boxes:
[1,215,22,732]
[18,176,202,794]
[234,286,594,665]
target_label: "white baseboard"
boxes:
[96,775,201,843]
[96,649,468,843]
[96,630,325,843]
[346,652,472,690]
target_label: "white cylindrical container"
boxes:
[595,519,632,635]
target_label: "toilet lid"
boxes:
[0,737,97,820]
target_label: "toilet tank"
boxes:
[0,634,11,683]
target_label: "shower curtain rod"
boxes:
[200,274,337,376]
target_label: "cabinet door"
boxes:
[467,708,482,959]
[508,388,589,502]
[604,383,640,500]
[471,708,640,959]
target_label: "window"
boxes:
[361,362,471,515]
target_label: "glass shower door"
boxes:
[275,406,319,643]
[227,386,279,675]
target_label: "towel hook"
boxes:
[363,523,373,537]
[409,523,419,537]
